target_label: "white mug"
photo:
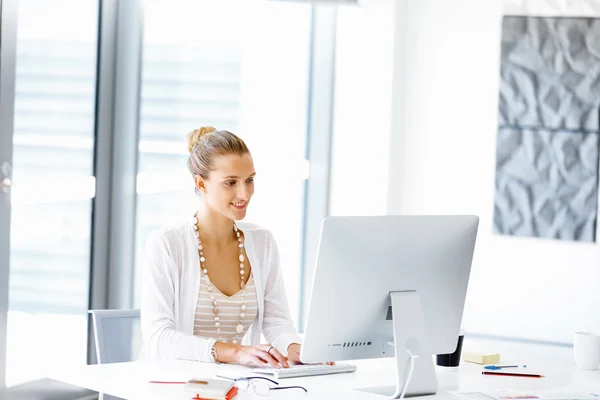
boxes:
[573,332,600,370]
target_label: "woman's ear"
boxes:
[194,175,206,194]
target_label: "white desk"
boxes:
[49,337,600,400]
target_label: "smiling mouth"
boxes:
[231,201,247,209]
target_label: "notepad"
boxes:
[463,351,501,365]
[183,378,236,400]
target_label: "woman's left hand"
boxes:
[287,343,335,365]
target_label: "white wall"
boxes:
[387,0,600,344]
[329,0,395,217]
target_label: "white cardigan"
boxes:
[140,220,301,363]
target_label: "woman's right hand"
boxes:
[215,342,289,368]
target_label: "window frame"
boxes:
[0,0,19,388]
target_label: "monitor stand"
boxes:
[354,291,438,399]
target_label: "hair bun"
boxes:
[187,126,216,153]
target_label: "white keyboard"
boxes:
[249,363,357,379]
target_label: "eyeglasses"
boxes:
[216,375,307,396]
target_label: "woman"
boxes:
[140,126,302,368]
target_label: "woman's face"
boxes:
[199,153,255,221]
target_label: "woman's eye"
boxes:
[246,178,254,184]
[225,181,236,186]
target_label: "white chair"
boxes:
[89,309,142,400]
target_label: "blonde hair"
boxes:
[187,126,250,181]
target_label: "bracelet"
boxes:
[210,342,220,364]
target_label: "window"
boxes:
[134,0,312,326]
[5,0,98,386]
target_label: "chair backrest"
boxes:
[89,309,142,364]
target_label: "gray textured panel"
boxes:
[499,16,600,131]
[494,127,599,241]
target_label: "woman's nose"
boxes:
[237,185,248,200]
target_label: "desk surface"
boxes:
[49,337,600,400]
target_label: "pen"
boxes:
[484,364,525,370]
[148,381,186,384]
[482,371,543,378]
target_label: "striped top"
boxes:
[193,272,258,342]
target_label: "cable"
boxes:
[398,348,418,400]
[384,341,419,400]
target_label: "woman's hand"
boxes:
[215,342,289,368]
[287,343,335,365]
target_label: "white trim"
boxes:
[503,0,600,16]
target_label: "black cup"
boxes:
[436,333,464,367]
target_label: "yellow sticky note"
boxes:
[462,351,500,365]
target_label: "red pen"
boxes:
[482,371,544,378]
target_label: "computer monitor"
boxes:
[299,215,479,399]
